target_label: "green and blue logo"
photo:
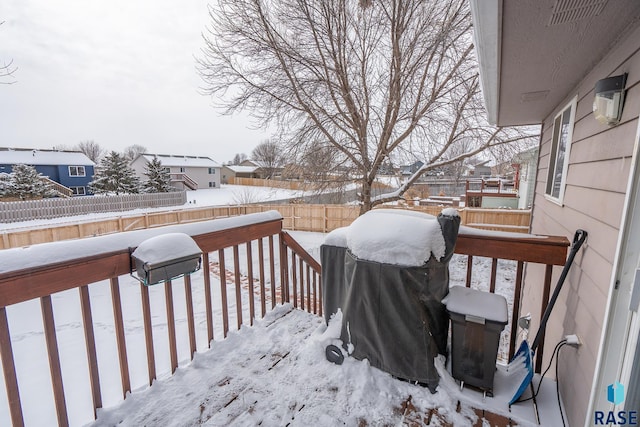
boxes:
[595,382,637,425]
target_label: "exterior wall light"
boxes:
[593,74,627,125]
[131,233,202,286]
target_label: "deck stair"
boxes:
[40,177,73,198]
[170,173,198,190]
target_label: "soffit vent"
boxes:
[549,0,608,26]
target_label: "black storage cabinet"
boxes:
[445,286,508,395]
[322,211,460,391]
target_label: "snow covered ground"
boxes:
[89,306,482,426]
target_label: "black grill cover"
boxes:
[321,210,460,389]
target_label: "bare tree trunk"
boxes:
[360,178,373,214]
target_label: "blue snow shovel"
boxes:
[508,229,587,406]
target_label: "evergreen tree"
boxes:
[142,157,173,193]
[89,151,140,195]
[0,172,13,198]
[7,164,57,200]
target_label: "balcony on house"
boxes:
[0,211,570,426]
[465,178,518,209]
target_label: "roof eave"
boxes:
[470,0,502,126]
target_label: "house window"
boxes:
[70,186,86,196]
[180,167,186,173]
[69,166,86,177]
[209,182,216,188]
[208,168,216,174]
[545,98,576,203]
[163,167,171,173]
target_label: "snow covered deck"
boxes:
[0,211,570,426]
[87,305,563,426]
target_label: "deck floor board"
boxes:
[89,307,556,426]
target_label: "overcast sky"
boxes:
[0,0,271,164]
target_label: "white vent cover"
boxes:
[549,0,607,26]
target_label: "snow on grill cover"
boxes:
[321,208,460,391]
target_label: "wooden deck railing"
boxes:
[170,173,198,190]
[454,227,569,371]
[0,212,568,426]
[0,211,321,427]
[40,177,73,198]
[465,178,518,208]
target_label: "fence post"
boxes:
[279,231,289,304]
[459,208,468,226]
[324,205,328,233]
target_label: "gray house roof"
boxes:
[137,154,221,168]
[471,0,640,126]
[0,148,95,166]
[224,165,258,173]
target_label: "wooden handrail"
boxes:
[170,173,198,190]
[280,231,321,272]
[40,177,72,198]
[454,227,569,368]
[456,228,568,265]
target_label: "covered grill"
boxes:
[321,208,460,391]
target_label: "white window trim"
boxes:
[68,165,86,177]
[544,96,577,206]
[70,186,86,195]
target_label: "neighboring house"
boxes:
[221,165,259,184]
[239,159,283,179]
[0,148,95,196]
[471,1,640,424]
[464,159,492,177]
[513,146,539,209]
[400,160,424,177]
[130,154,221,190]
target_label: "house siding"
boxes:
[56,165,94,191]
[0,163,94,195]
[130,155,221,190]
[524,21,640,426]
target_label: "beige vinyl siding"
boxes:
[523,21,640,426]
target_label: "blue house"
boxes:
[0,148,96,196]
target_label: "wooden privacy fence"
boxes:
[0,192,187,223]
[227,177,393,191]
[0,205,531,250]
[228,177,310,190]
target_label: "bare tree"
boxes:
[124,144,148,161]
[0,21,17,85]
[199,0,536,213]
[251,139,285,179]
[75,140,104,163]
[230,153,248,165]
